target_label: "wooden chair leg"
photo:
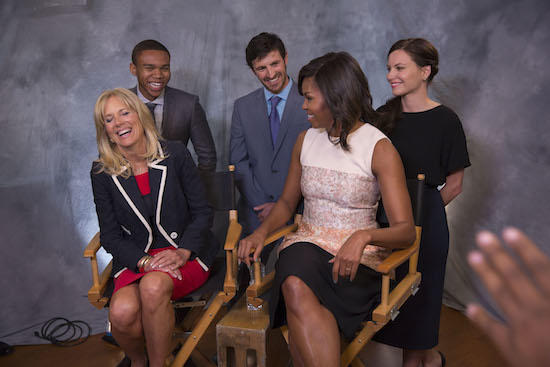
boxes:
[340,321,383,367]
[171,292,226,367]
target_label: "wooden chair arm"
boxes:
[376,226,421,274]
[223,211,242,295]
[242,223,299,256]
[245,214,302,255]
[88,260,113,309]
[224,212,243,251]
[372,272,421,323]
[83,232,101,257]
[83,232,112,309]
[263,223,298,247]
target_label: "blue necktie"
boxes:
[269,96,281,146]
[146,102,157,124]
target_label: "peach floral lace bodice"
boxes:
[280,124,390,270]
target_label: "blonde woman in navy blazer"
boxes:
[90,88,218,367]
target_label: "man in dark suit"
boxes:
[130,39,217,171]
[230,32,309,236]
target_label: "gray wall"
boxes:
[1,0,549,345]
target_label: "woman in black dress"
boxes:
[373,39,471,367]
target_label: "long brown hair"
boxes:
[298,51,381,151]
[379,38,439,134]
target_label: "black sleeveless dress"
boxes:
[374,105,471,349]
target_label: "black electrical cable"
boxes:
[33,317,91,347]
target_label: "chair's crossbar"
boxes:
[172,300,207,309]
[171,291,228,367]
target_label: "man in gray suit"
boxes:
[230,32,309,236]
[130,39,217,171]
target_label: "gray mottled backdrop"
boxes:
[1,0,549,345]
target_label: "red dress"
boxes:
[113,172,209,300]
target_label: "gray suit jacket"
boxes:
[230,82,309,234]
[130,86,217,171]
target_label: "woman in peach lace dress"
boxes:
[238,52,415,367]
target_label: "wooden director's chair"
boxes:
[245,174,425,366]
[84,165,246,367]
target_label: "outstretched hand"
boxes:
[467,227,550,367]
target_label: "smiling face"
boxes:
[130,49,171,101]
[386,49,431,97]
[301,77,334,130]
[251,49,289,94]
[103,96,146,154]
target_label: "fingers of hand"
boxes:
[238,238,257,267]
[475,231,541,312]
[503,227,550,294]
[150,251,181,270]
[468,248,523,320]
[238,240,248,266]
[149,252,169,267]
[253,203,266,211]
[252,243,263,263]
[340,262,354,279]
[237,240,246,263]
[331,257,355,283]
[332,259,340,284]
[160,267,182,280]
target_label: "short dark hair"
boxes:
[298,52,380,151]
[245,32,286,69]
[131,39,170,65]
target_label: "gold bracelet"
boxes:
[138,255,152,272]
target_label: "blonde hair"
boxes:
[93,88,164,178]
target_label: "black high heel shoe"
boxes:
[438,350,446,367]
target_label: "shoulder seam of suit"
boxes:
[235,87,264,103]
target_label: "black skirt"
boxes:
[374,187,449,349]
[270,242,381,340]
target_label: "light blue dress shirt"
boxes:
[263,78,293,120]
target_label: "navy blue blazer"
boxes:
[91,141,218,277]
[130,86,217,171]
[229,81,309,234]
